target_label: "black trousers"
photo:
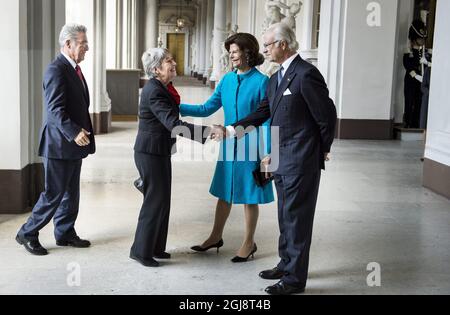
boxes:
[131,152,172,263]
[404,76,423,129]
[19,158,82,242]
[274,171,321,288]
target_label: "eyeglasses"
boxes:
[263,40,280,49]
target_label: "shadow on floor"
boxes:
[0,215,20,225]
[108,124,137,133]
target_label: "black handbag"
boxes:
[252,167,274,187]
[133,178,144,194]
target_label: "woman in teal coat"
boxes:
[181,33,274,262]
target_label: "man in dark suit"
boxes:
[16,24,94,256]
[212,23,337,294]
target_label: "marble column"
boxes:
[198,0,207,80]
[144,0,159,49]
[93,0,112,133]
[231,0,238,27]
[204,0,215,84]
[123,0,138,69]
[249,0,256,35]
[210,0,227,86]
[115,0,123,68]
[0,0,30,214]
[66,0,112,134]
[193,3,202,77]
[0,0,65,214]
[300,0,314,51]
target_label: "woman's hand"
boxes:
[261,156,272,179]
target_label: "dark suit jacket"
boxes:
[135,78,208,156]
[38,54,95,160]
[233,55,337,175]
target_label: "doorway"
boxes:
[167,33,185,76]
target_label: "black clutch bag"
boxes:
[133,178,144,194]
[252,167,274,187]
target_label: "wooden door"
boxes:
[167,34,185,76]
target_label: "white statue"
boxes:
[263,1,285,32]
[215,23,239,75]
[207,31,214,79]
[281,1,302,30]
[222,23,239,41]
[263,0,303,33]
[191,37,197,73]
[220,45,230,73]
[228,23,239,37]
[260,1,303,77]
[210,31,214,66]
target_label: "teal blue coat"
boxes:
[180,68,274,205]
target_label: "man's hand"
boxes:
[420,57,431,67]
[261,156,272,179]
[209,125,227,141]
[74,129,91,147]
[415,75,423,83]
[324,153,330,162]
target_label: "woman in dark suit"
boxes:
[130,48,209,267]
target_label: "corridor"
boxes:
[1,78,449,295]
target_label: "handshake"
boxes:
[208,125,231,142]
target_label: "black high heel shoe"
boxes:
[191,239,224,253]
[231,244,257,263]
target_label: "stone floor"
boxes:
[1,78,449,295]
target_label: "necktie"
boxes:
[75,65,85,84]
[277,66,284,88]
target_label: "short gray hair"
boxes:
[59,23,87,48]
[142,48,170,78]
[266,23,299,52]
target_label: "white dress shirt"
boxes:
[225,53,300,138]
[61,51,77,69]
[279,53,299,80]
[61,51,86,90]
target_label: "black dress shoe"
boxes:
[130,253,160,267]
[191,239,224,253]
[231,244,257,263]
[16,235,48,256]
[259,267,287,280]
[265,281,305,295]
[56,236,91,248]
[154,252,171,259]
[134,178,144,194]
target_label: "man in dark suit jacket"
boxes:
[212,23,337,294]
[16,24,94,256]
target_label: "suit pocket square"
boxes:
[283,89,292,96]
